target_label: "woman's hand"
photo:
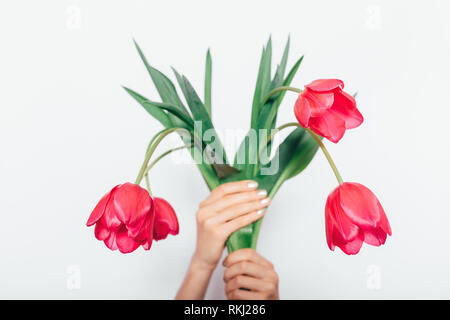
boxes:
[223,248,279,300]
[192,180,270,270]
[176,180,271,300]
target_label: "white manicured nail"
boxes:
[257,209,265,215]
[260,198,270,205]
[257,190,267,196]
[248,181,258,188]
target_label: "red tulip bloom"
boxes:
[153,197,179,241]
[325,182,391,255]
[294,79,363,143]
[86,183,155,253]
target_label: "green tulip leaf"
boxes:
[134,40,189,129]
[123,86,172,128]
[270,36,290,91]
[172,68,228,164]
[204,49,212,116]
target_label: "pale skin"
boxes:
[175,180,279,300]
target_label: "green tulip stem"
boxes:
[135,127,190,186]
[250,177,284,249]
[144,174,152,196]
[143,144,193,177]
[305,127,343,184]
[260,86,302,106]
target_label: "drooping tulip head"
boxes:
[294,79,363,143]
[86,182,155,253]
[325,182,391,255]
[153,197,179,241]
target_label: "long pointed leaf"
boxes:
[258,55,304,132]
[134,40,187,110]
[274,54,304,109]
[250,46,267,130]
[259,36,272,105]
[270,36,290,90]
[142,100,194,129]
[172,68,228,164]
[134,40,190,129]
[204,49,212,116]
[239,38,273,177]
[123,87,172,128]
[235,50,303,174]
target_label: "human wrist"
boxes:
[190,252,217,274]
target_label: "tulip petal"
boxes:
[377,201,392,236]
[305,79,344,92]
[142,208,155,250]
[112,183,152,226]
[331,90,363,129]
[116,228,140,253]
[104,232,118,251]
[86,188,114,227]
[303,90,334,116]
[338,183,382,229]
[309,110,346,143]
[127,206,152,239]
[154,221,171,241]
[142,239,153,250]
[94,222,110,241]
[325,191,338,251]
[100,194,123,230]
[153,198,179,241]
[325,188,363,255]
[332,200,361,244]
[294,94,311,127]
[338,232,364,255]
[132,211,155,243]
[377,199,392,236]
[364,228,387,246]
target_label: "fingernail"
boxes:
[257,209,265,215]
[248,181,258,188]
[257,190,267,196]
[260,198,271,205]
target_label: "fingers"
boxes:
[200,190,268,219]
[223,261,274,282]
[223,249,279,300]
[223,248,273,268]
[225,275,276,294]
[220,210,267,236]
[227,289,265,300]
[207,194,270,224]
[200,180,258,207]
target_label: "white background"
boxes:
[0,0,449,299]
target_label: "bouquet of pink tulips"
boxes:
[87,37,391,255]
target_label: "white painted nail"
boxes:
[257,209,265,215]
[257,190,267,196]
[260,198,270,205]
[248,181,258,188]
